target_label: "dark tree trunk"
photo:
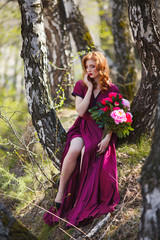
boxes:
[128,0,160,141]
[112,0,137,100]
[0,200,37,240]
[18,0,66,170]
[64,0,97,58]
[139,92,160,239]
[155,0,160,24]
[43,0,73,102]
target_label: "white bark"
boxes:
[139,92,160,239]
[127,0,160,140]
[18,0,66,169]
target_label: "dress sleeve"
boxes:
[72,80,85,98]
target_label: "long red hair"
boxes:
[82,52,112,91]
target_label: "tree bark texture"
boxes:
[155,0,160,24]
[0,200,37,240]
[43,0,73,102]
[128,0,160,140]
[18,0,66,170]
[112,0,137,100]
[139,93,160,239]
[64,0,97,58]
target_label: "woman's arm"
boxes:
[75,74,93,117]
[97,132,112,154]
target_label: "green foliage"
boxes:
[0,88,57,212]
[0,0,21,47]
[38,224,56,240]
[99,19,114,58]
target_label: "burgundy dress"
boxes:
[43,80,120,226]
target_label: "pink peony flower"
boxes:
[110,109,127,124]
[101,99,107,105]
[100,106,109,112]
[126,112,133,123]
[109,92,118,98]
[109,92,123,99]
[101,97,113,105]
[113,107,120,111]
[105,97,113,103]
[122,98,130,110]
[114,101,119,106]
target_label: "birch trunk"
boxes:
[18,0,66,170]
[128,0,160,140]
[43,0,73,102]
[0,201,37,239]
[155,0,160,24]
[139,93,160,239]
[112,0,137,100]
[64,0,97,58]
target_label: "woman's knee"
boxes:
[68,137,84,157]
[68,146,82,158]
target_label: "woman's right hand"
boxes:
[84,73,93,89]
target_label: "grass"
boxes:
[0,89,57,213]
[101,137,151,240]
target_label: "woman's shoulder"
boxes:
[74,80,87,91]
[75,79,85,87]
[108,83,119,93]
[72,80,87,98]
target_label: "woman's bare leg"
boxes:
[80,146,85,172]
[55,137,84,203]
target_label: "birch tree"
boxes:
[18,0,66,170]
[112,0,137,100]
[0,201,37,239]
[155,0,160,24]
[139,93,160,239]
[128,0,160,140]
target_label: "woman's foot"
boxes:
[53,201,61,210]
[55,191,63,204]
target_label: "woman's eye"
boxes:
[86,65,95,69]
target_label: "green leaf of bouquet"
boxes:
[128,126,134,131]
[97,102,102,108]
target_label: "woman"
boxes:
[44,52,120,227]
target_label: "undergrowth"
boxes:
[0,89,57,213]
[101,137,151,240]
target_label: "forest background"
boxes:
[0,0,160,239]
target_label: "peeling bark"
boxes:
[18,0,66,169]
[43,0,73,102]
[112,0,137,100]
[139,93,160,239]
[155,0,160,24]
[64,0,97,58]
[128,0,160,140]
[0,200,37,240]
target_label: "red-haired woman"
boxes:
[44,52,120,227]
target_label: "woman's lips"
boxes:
[88,73,92,76]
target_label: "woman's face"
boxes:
[85,59,99,79]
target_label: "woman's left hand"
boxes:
[97,134,112,154]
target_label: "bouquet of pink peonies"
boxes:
[89,92,134,138]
